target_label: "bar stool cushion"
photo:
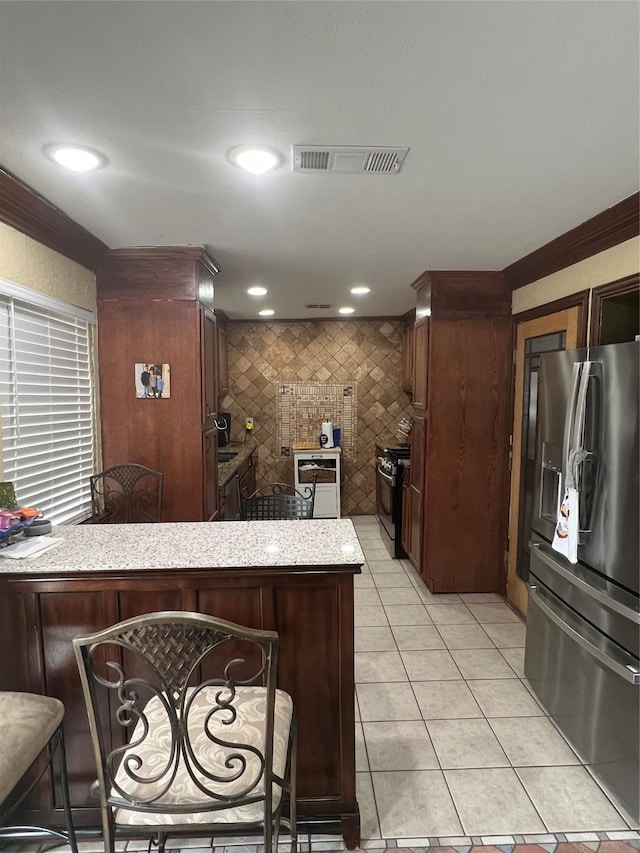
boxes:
[0,692,64,806]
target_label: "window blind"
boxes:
[0,286,96,524]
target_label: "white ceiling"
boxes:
[0,1,638,320]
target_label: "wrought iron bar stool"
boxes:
[73,611,297,853]
[89,463,163,523]
[237,473,317,519]
[0,692,78,852]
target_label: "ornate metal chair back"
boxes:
[89,464,163,523]
[236,474,316,520]
[73,611,296,853]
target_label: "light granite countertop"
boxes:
[0,519,364,575]
[217,437,257,486]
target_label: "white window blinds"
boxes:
[0,282,96,524]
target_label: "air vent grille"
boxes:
[305,303,332,309]
[292,145,409,174]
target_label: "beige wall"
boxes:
[0,222,96,311]
[512,236,639,315]
[0,223,97,479]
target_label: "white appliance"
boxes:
[320,421,334,448]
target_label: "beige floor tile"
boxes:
[355,650,407,682]
[355,626,397,652]
[354,588,383,606]
[489,716,581,766]
[363,547,394,561]
[467,602,522,623]
[356,771,381,839]
[445,767,545,834]
[372,572,413,588]
[427,718,510,768]
[415,588,463,605]
[392,625,446,650]
[482,621,527,648]
[355,604,389,627]
[356,721,369,771]
[516,765,628,831]
[363,720,438,770]
[451,648,519,679]
[378,587,423,605]
[384,604,433,626]
[367,558,407,574]
[401,649,463,681]
[354,574,376,589]
[412,679,484,720]
[426,603,477,625]
[436,622,495,649]
[372,770,463,836]
[500,647,526,677]
[460,593,505,603]
[468,679,544,717]
[356,682,421,721]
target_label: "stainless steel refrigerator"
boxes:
[525,340,640,822]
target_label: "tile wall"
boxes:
[222,319,412,515]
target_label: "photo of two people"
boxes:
[135,363,171,399]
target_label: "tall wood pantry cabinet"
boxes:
[96,246,220,522]
[408,271,512,593]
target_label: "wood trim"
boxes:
[513,289,590,347]
[507,308,581,616]
[589,272,640,346]
[100,245,219,270]
[0,168,109,271]
[504,192,640,291]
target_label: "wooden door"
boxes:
[506,308,580,614]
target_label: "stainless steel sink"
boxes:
[218,451,238,463]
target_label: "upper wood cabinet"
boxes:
[96,246,220,522]
[215,309,229,400]
[401,309,415,396]
[410,271,512,593]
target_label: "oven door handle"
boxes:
[377,464,394,484]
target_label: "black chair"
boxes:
[0,692,78,852]
[73,611,297,853]
[237,473,316,520]
[89,464,163,523]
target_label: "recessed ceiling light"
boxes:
[43,143,107,172]
[338,307,355,315]
[259,309,275,316]
[247,286,268,296]
[350,286,370,295]
[229,146,280,174]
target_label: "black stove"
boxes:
[376,445,411,558]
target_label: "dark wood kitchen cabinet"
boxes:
[215,309,229,400]
[96,246,221,521]
[410,271,511,592]
[219,449,257,519]
[401,308,415,395]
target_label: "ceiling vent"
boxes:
[292,146,409,174]
[305,303,332,309]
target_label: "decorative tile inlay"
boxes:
[277,382,357,461]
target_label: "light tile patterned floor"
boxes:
[349,515,639,845]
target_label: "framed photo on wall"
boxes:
[135,363,171,399]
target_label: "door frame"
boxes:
[506,292,589,615]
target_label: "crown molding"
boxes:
[0,168,110,271]
[504,192,639,291]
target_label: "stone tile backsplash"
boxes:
[222,319,412,515]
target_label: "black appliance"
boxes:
[525,341,639,822]
[215,412,231,447]
[376,446,411,558]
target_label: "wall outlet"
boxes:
[245,417,254,430]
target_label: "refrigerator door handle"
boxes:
[562,362,583,485]
[529,582,640,685]
[531,543,640,624]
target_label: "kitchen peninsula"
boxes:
[0,520,364,848]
